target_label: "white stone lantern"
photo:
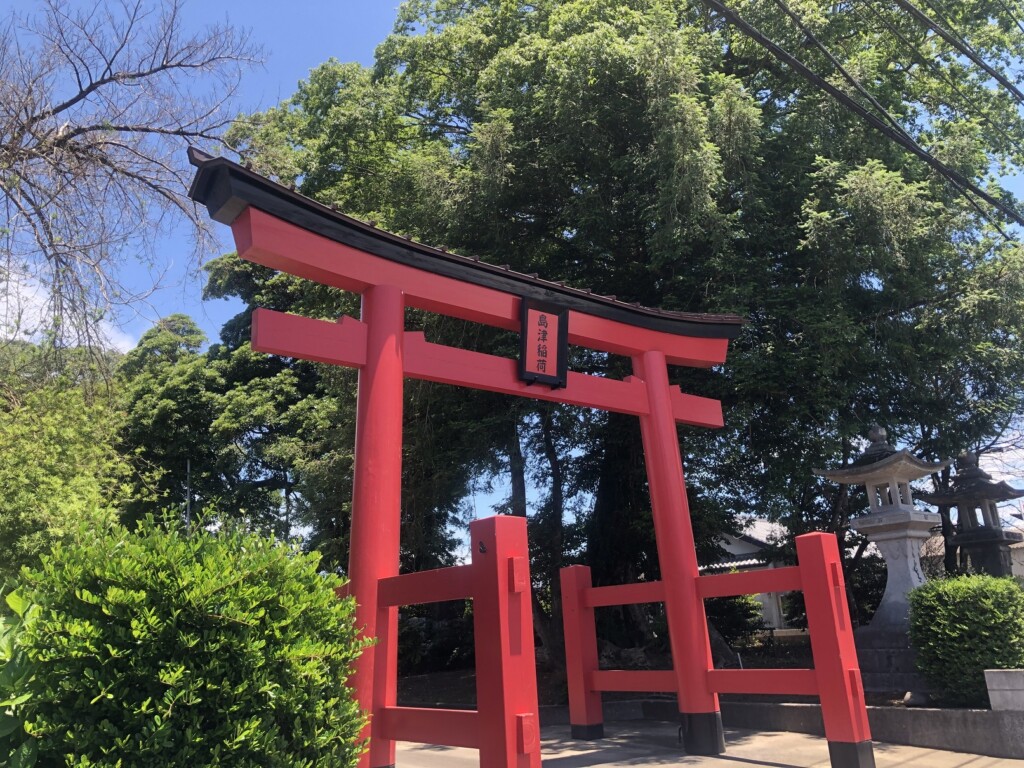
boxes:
[815,426,949,632]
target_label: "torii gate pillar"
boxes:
[349,285,406,768]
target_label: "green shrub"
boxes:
[909,574,1024,708]
[705,593,767,647]
[0,519,366,766]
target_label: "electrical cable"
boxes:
[770,0,913,139]
[890,0,1024,103]
[702,0,1024,228]
[853,0,1022,157]
[991,0,1024,38]
[773,0,1016,237]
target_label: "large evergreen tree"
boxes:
[181,0,1024,645]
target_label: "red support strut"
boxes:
[371,516,541,768]
[634,350,724,755]
[798,534,875,768]
[559,532,876,768]
[472,516,542,768]
[560,565,603,738]
[348,285,406,768]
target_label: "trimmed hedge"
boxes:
[909,574,1024,708]
[0,519,366,766]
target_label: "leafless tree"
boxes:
[0,0,261,348]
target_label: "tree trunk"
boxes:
[537,407,566,670]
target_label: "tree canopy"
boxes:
[0,342,125,581]
[107,0,1024,651]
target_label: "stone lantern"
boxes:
[918,452,1024,577]
[816,426,949,633]
[816,426,949,695]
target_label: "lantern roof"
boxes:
[815,426,949,485]
[918,452,1024,506]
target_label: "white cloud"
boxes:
[1,275,137,352]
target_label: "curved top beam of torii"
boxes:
[186,148,744,428]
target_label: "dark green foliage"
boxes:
[705,594,767,647]
[909,575,1024,708]
[0,519,366,766]
[398,602,475,675]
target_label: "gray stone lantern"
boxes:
[918,452,1024,577]
[816,426,949,695]
[816,426,949,632]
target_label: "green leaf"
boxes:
[8,738,37,768]
[3,593,27,619]
[0,693,30,708]
[0,712,21,738]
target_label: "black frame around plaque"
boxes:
[518,297,569,388]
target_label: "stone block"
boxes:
[985,669,1024,711]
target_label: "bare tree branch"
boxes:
[0,0,262,348]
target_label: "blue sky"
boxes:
[8,0,1022,357]
[118,1,402,348]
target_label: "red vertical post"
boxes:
[560,565,603,738]
[796,533,875,768]
[471,516,542,768]
[348,284,405,768]
[634,350,724,755]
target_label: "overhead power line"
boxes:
[770,0,911,139]
[771,0,1014,237]
[854,0,1023,158]
[890,0,1024,104]
[703,0,1024,229]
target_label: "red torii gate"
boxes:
[188,149,873,768]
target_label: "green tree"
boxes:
[118,313,312,534]
[0,383,123,582]
[216,0,1024,647]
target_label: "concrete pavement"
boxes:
[396,721,1024,767]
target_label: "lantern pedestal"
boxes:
[955,527,1024,578]
[851,506,939,632]
[850,507,938,696]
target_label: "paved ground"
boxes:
[396,721,1024,767]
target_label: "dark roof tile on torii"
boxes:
[187,148,745,341]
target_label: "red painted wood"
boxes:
[797,533,872,745]
[697,566,803,599]
[516,713,539,754]
[334,583,351,600]
[404,332,653,418]
[706,669,818,696]
[377,565,473,607]
[560,566,603,729]
[249,309,723,427]
[591,670,678,693]
[376,706,480,749]
[233,207,730,367]
[251,308,367,367]
[567,310,729,367]
[634,350,719,721]
[471,516,542,768]
[670,386,724,428]
[251,310,725,430]
[348,285,405,768]
[583,580,665,608]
